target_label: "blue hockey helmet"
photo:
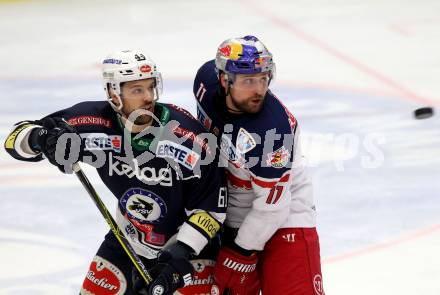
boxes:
[215,35,275,81]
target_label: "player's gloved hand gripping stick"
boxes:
[72,162,157,293]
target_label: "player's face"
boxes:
[120,78,156,125]
[227,72,269,114]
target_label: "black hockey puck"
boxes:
[414,107,434,119]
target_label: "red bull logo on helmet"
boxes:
[218,42,243,60]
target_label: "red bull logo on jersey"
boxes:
[156,140,200,170]
[266,146,290,168]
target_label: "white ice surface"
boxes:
[0,0,439,294]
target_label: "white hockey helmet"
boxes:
[102,50,163,111]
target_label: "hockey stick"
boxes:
[72,162,153,286]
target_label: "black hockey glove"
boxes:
[132,242,195,295]
[29,117,80,174]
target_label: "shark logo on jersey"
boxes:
[236,128,256,154]
[128,198,154,219]
[120,188,167,224]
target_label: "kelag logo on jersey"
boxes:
[81,133,121,153]
[156,140,200,170]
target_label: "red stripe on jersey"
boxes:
[251,173,290,188]
[226,171,252,190]
[272,94,297,131]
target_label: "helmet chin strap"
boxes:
[108,93,124,112]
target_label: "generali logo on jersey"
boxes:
[68,116,112,128]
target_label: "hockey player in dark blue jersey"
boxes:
[4,50,227,295]
[193,36,324,295]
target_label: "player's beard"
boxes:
[125,105,154,126]
[229,94,265,114]
[134,113,152,125]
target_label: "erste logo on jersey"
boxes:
[81,133,121,153]
[156,140,200,170]
[266,146,290,168]
[120,188,167,224]
[196,103,212,130]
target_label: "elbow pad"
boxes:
[4,122,43,162]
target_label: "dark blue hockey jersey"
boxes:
[5,101,227,258]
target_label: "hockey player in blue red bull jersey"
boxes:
[193,36,325,295]
[4,50,227,295]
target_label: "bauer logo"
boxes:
[81,133,121,153]
[156,140,200,170]
[103,58,122,65]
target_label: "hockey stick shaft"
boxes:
[72,162,153,285]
